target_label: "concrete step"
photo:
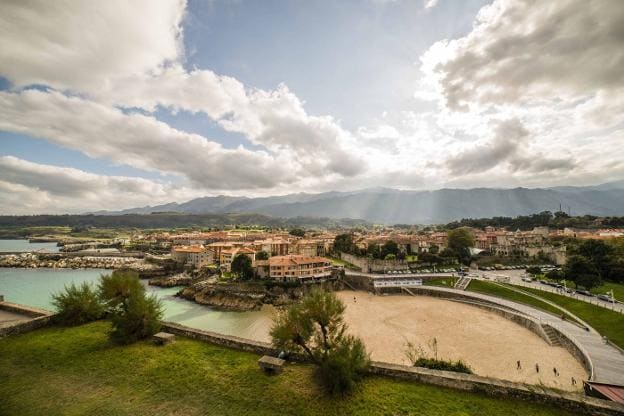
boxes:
[542,325,562,346]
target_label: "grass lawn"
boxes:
[424,277,458,288]
[466,280,579,323]
[514,286,624,349]
[0,322,573,416]
[591,281,624,300]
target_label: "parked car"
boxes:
[598,294,615,302]
[521,277,533,282]
[576,290,593,297]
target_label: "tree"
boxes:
[255,250,269,261]
[564,255,602,290]
[231,254,254,280]
[384,253,396,260]
[574,239,614,278]
[381,240,399,258]
[333,234,355,254]
[526,266,542,276]
[98,270,163,344]
[289,228,305,237]
[271,289,370,395]
[52,282,104,326]
[447,228,474,265]
[429,244,439,254]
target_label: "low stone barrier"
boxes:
[160,321,279,357]
[371,362,624,416]
[0,301,55,337]
[0,315,54,337]
[157,321,623,416]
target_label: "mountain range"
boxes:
[99,181,624,224]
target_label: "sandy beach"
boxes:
[242,290,587,391]
[335,291,587,391]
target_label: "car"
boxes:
[576,290,593,297]
[565,288,575,294]
[521,277,533,282]
[598,294,615,302]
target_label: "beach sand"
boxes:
[336,291,587,391]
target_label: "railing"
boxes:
[510,281,623,314]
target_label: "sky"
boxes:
[0,0,623,214]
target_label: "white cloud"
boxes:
[0,0,186,92]
[0,156,198,214]
[0,90,293,190]
[422,0,624,110]
[424,0,440,10]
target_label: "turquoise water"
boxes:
[0,239,60,253]
[0,268,273,340]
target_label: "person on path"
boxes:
[517,360,521,370]
[535,363,540,373]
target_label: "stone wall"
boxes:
[158,321,623,416]
[339,252,409,273]
[0,301,54,337]
[0,315,54,337]
[371,362,624,416]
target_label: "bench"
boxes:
[258,355,285,374]
[153,332,176,345]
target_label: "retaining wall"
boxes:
[0,301,54,337]
[158,321,623,416]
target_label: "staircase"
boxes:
[454,277,471,291]
[542,324,562,346]
[401,286,416,296]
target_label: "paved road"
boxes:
[475,269,624,314]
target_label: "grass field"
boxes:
[0,322,573,416]
[424,277,458,287]
[591,281,624,300]
[466,280,579,323]
[515,286,624,349]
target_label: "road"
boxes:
[474,269,624,314]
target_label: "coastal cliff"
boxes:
[177,281,306,311]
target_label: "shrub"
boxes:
[51,282,104,326]
[413,358,473,374]
[318,335,370,395]
[108,292,163,345]
[271,288,370,395]
[99,270,163,344]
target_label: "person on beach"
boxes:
[517,360,521,370]
[535,363,540,373]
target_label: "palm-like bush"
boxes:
[52,282,104,326]
[271,288,370,395]
[99,270,163,344]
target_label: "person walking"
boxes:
[535,363,540,373]
[516,360,521,370]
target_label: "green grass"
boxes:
[0,322,572,416]
[591,281,624,300]
[328,256,360,271]
[424,277,458,287]
[466,280,579,323]
[514,286,624,349]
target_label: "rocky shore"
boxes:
[148,273,194,287]
[177,281,307,311]
[0,252,161,276]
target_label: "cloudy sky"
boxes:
[1,0,623,214]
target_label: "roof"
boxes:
[172,245,205,253]
[269,255,330,267]
[585,381,624,404]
